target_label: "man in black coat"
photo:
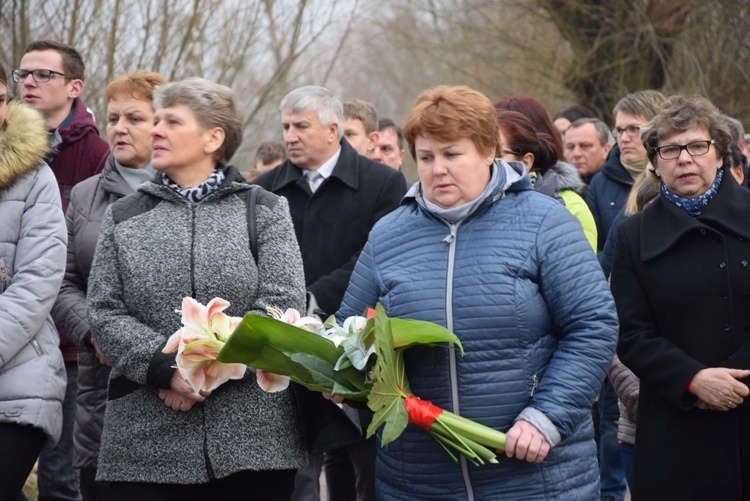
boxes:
[253,85,407,501]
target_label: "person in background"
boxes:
[337,84,618,500]
[254,85,407,501]
[586,90,666,254]
[611,95,750,500]
[0,62,67,499]
[606,169,661,489]
[51,70,168,501]
[343,98,378,156]
[496,109,597,251]
[15,39,109,501]
[564,118,613,185]
[372,118,406,171]
[244,140,286,181]
[586,91,666,501]
[87,77,307,500]
[553,103,598,135]
[725,116,749,184]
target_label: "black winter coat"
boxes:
[611,168,750,500]
[585,145,633,252]
[253,139,407,315]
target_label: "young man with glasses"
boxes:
[15,40,109,501]
[584,90,668,501]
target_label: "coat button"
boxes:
[742,260,748,268]
[3,408,21,417]
[719,262,727,269]
[700,229,707,236]
[722,293,729,300]
[724,325,732,332]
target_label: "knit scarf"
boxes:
[163,167,225,202]
[621,155,649,181]
[661,168,723,217]
[114,159,155,192]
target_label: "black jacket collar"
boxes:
[268,139,360,192]
[640,167,750,260]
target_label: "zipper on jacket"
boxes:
[30,337,45,356]
[0,266,6,293]
[444,221,475,501]
[530,374,539,397]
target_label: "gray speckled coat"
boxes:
[87,167,307,484]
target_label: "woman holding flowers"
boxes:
[87,78,307,500]
[610,96,750,500]
[336,85,619,500]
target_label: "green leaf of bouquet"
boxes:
[390,318,464,355]
[366,303,411,444]
[380,398,409,446]
[218,313,344,366]
[289,353,358,392]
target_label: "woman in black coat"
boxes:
[610,95,750,500]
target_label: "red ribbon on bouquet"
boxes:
[404,395,443,430]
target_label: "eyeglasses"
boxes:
[12,69,75,83]
[611,125,642,138]
[655,139,715,160]
[501,149,522,156]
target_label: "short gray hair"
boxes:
[153,77,244,165]
[725,116,745,144]
[567,117,613,146]
[280,86,343,140]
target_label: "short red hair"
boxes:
[403,85,500,159]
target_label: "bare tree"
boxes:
[0,0,362,170]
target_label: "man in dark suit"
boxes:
[254,86,407,501]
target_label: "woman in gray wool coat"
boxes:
[87,78,308,500]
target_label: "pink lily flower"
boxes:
[163,297,247,395]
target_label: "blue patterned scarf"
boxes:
[163,167,225,203]
[661,168,723,217]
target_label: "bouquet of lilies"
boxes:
[164,297,507,464]
[162,297,290,394]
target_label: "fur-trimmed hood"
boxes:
[0,101,50,189]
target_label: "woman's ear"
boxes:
[522,152,535,172]
[204,127,226,156]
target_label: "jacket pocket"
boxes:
[0,340,45,373]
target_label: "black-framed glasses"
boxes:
[12,69,75,83]
[501,149,522,156]
[655,140,715,160]
[612,125,642,138]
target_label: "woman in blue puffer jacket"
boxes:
[337,85,619,500]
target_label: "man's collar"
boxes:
[312,145,341,180]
